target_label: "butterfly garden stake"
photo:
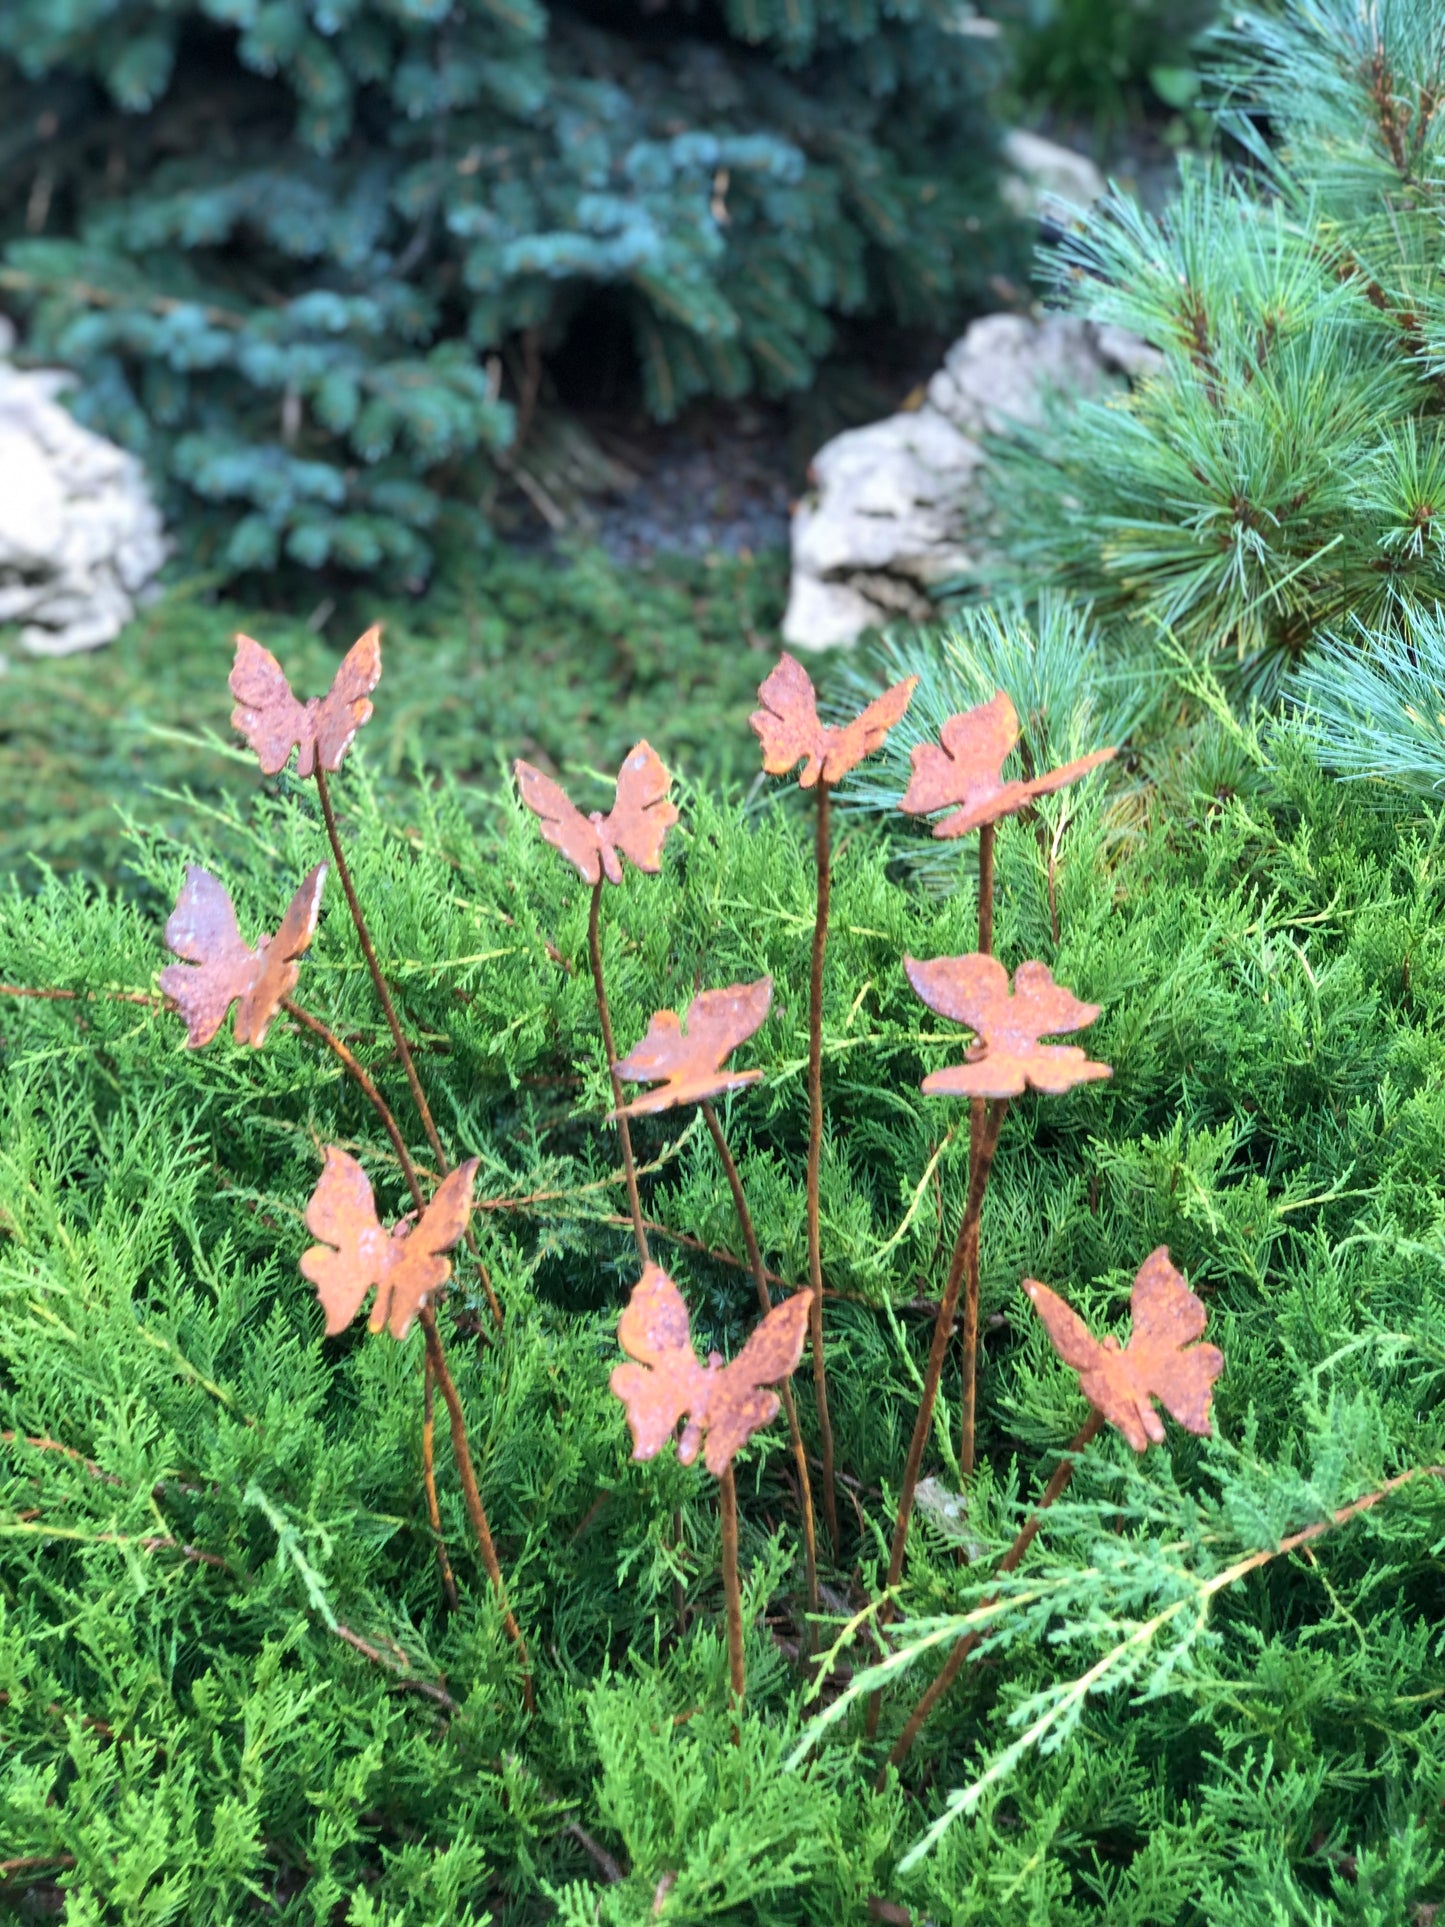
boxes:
[611,1264,812,1712]
[866,952,1111,1738]
[751,652,917,1554]
[229,629,507,1617]
[515,744,679,1266]
[299,1144,532,1703]
[613,980,821,1630]
[899,692,1116,1477]
[228,631,503,1330]
[156,858,523,1654]
[885,1248,1223,1770]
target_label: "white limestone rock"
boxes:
[0,338,167,656]
[782,312,1160,651]
[1000,129,1107,220]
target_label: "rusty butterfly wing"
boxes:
[904,952,1014,1097]
[234,863,326,1047]
[699,1288,812,1475]
[310,625,383,774]
[610,1265,708,1461]
[159,866,262,1048]
[900,692,1019,831]
[230,634,315,776]
[378,1157,481,1341]
[905,953,1110,1098]
[821,673,919,783]
[1022,1276,1154,1444]
[1126,1247,1223,1442]
[301,1146,395,1336]
[514,759,605,886]
[597,741,679,884]
[750,653,827,786]
[612,979,772,1116]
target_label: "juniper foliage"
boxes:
[0,0,1006,584]
[3,699,1444,1918]
[985,0,1445,693]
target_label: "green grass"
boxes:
[0,539,787,884]
[2,687,1444,1921]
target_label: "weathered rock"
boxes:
[1000,129,1107,220]
[783,313,1160,650]
[0,331,167,656]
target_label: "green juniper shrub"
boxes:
[983,0,1445,695]
[2,637,1445,1923]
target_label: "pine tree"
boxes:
[0,0,1006,586]
[985,0,1445,696]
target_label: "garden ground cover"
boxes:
[1,683,1443,1923]
[0,539,785,884]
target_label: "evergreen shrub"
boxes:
[3,628,1445,1921]
[0,0,1006,585]
[985,0,1445,694]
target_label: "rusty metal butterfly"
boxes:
[611,980,772,1117]
[905,953,1111,1097]
[1024,1248,1224,1451]
[751,652,917,788]
[301,1146,481,1342]
[900,690,1115,838]
[159,864,326,1049]
[610,1265,812,1476]
[230,627,382,777]
[515,742,679,886]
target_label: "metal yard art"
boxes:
[160,863,326,1049]
[22,614,1239,1781]
[1026,1248,1225,1453]
[750,650,918,1560]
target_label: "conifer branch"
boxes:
[884,1409,1102,1775]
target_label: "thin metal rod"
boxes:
[882,1410,1103,1775]
[283,999,425,1211]
[976,820,995,956]
[0,983,159,1006]
[719,1463,746,1719]
[702,1099,819,1631]
[866,1098,1008,1738]
[959,1098,987,1481]
[421,1305,533,1710]
[588,878,649,1267]
[422,1357,460,1612]
[808,779,840,1556]
[960,818,997,1473]
[281,996,528,1688]
[314,764,504,1331]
